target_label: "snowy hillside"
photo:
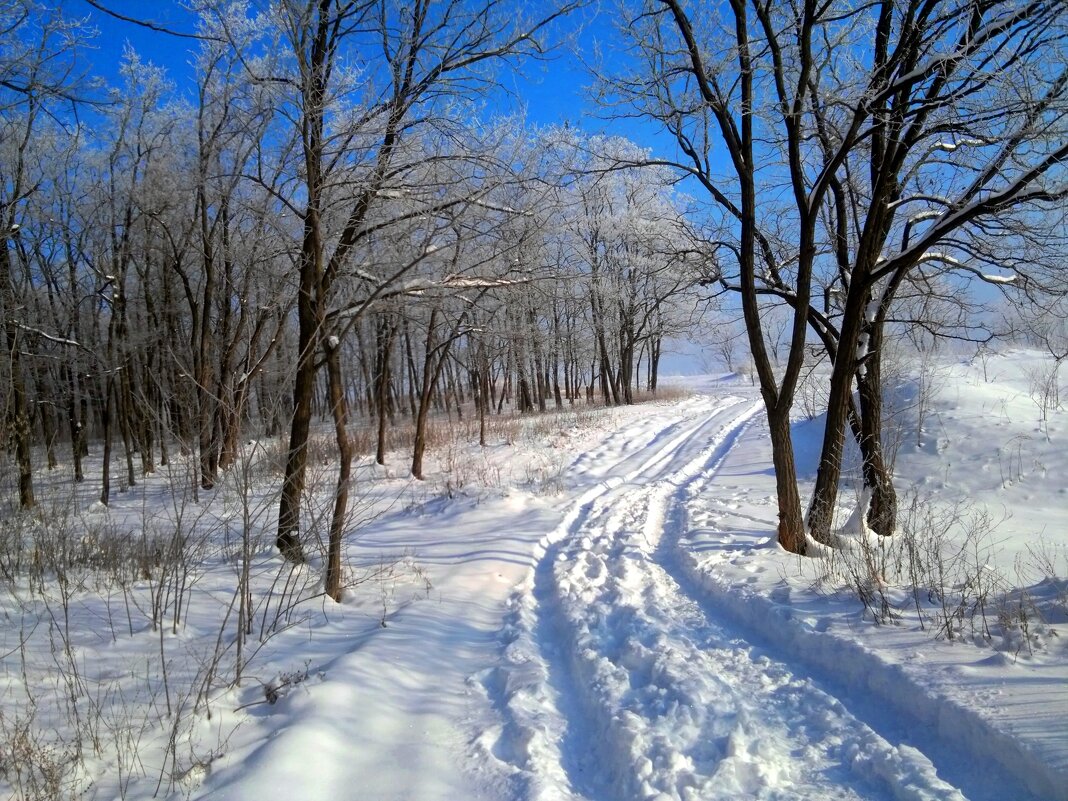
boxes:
[1,349,1065,801]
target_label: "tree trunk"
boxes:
[806,290,867,544]
[375,316,395,466]
[35,364,58,470]
[477,361,489,447]
[650,334,661,393]
[197,232,216,490]
[403,320,419,418]
[620,332,635,405]
[118,365,137,490]
[276,214,321,563]
[552,358,563,409]
[157,394,169,468]
[768,406,807,555]
[857,336,897,536]
[805,378,850,544]
[2,244,35,508]
[324,341,352,602]
[99,378,113,506]
[65,365,84,482]
[411,310,439,481]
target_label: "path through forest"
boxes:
[477,392,985,801]
[198,381,1060,801]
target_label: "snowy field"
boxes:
[1,349,1065,801]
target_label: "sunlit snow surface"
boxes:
[1,350,1065,801]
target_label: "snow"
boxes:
[1,351,1066,801]
[915,252,1018,284]
[932,140,987,153]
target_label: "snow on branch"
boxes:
[875,142,1068,281]
[389,274,532,295]
[467,197,534,216]
[13,322,83,349]
[439,274,532,289]
[330,274,531,321]
[932,138,989,153]
[886,195,953,212]
[907,210,944,225]
[915,252,1017,284]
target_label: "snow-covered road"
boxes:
[190,374,1063,801]
[480,394,973,801]
[5,361,1064,801]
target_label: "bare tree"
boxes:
[203,0,579,599]
[604,0,820,552]
[1,2,97,508]
[607,0,1068,551]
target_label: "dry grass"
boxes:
[812,491,1062,659]
[253,387,694,479]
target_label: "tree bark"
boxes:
[324,340,352,601]
[769,407,806,555]
[64,365,85,482]
[275,213,321,564]
[375,315,395,466]
[99,378,113,506]
[411,309,439,480]
[2,243,35,508]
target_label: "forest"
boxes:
[4,0,1062,583]
[1,2,1066,799]
[1,2,718,593]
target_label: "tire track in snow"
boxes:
[549,404,908,801]
[473,397,753,801]
[663,419,1051,801]
[639,407,968,800]
[483,397,973,801]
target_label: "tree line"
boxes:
[1,0,710,599]
[3,0,1066,593]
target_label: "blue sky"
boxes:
[74,0,667,151]
[77,1,202,90]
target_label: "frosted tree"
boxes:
[0,1,96,508]
[200,0,579,599]
[607,0,1068,551]
[548,132,702,405]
